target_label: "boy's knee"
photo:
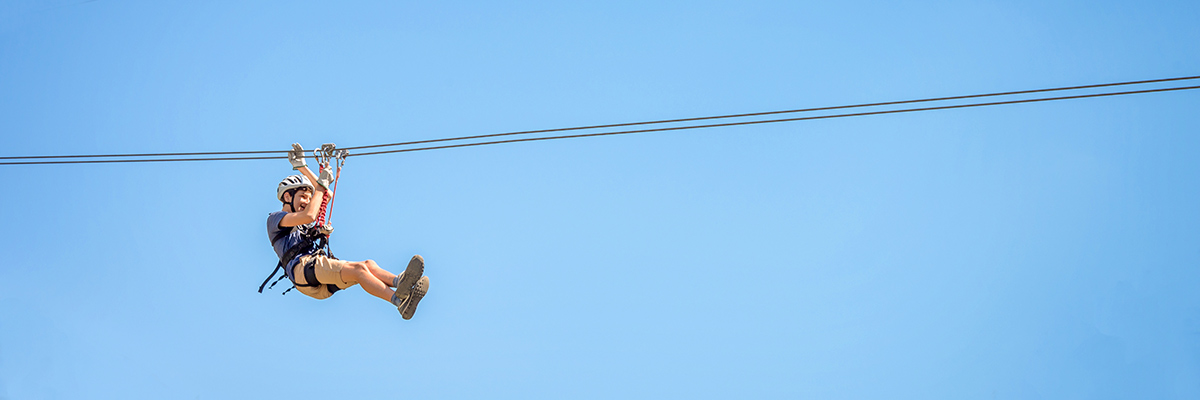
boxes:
[345,262,369,275]
[365,259,378,268]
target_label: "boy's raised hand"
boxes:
[316,163,334,190]
[289,143,308,170]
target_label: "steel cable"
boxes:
[2,76,1197,165]
[339,75,1200,152]
[346,85,1200,156]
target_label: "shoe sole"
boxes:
[396,255,424,293]
[399,276,429,320]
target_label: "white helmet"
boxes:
[277,174,314,202]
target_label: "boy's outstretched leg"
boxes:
[343,256,430,319]
[363,259,397,287]
[363,256,422,293]
[340,261,396,302]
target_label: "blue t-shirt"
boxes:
[267,211,316,281]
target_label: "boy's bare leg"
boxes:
[341,261,396,302]
[363,260,398,286]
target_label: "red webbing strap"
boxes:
[315,159,342,227]
[316,193,330,227]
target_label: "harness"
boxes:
[259,144,349,295]
[258,224,338,295]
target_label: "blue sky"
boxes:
[2,1,1198,398]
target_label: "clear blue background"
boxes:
[2,1,1198,398]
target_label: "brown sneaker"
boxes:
[398,276,429,320]
[391,255,424,297]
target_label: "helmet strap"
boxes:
[283,189,298,213]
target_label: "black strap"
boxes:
[272,217,322,263]
[262,219,337,294]
[268,272,290,291]
[259,244,315,294]
[258,262,283,293]
[259,252,341,296]
[299,257,322,287]
[280,242,315,266]
[297,255,341,295]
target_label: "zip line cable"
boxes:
[2,77,1198,165]
[338,74,1200,152]
[345,84,1200,156]
[4,73,1195,160]
[0,149,285,160]
[2,75,1197,162]
[0,155,287,165]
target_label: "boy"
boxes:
[266,143,429,319]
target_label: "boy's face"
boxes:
[286,188,313,211]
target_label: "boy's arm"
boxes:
[289,143,333,193]
[279,144,328,227]
[296,165,325,193]
[279,180,325,228]
[280,200,320,227]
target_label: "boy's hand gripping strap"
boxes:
[314,146,346,230]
